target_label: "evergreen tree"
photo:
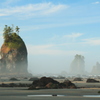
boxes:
[15,26,20,34]
[3,25,20,42]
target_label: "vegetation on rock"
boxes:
[3,25,25,50]
[0,25,29,75]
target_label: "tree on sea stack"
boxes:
[3,25,20,41]
[15,26,20,35]
[0,25,30,76]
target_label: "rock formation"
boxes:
[73,77,83,81]
[70,54,85,75]
[91,62,100,75]
[0,25,30,76]
[86,78,99,83]
[28,77,77,89]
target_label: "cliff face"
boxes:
[0,33,28,75]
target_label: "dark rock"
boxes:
[28,77,77,90]
[0,83,31,87]
[9,78,19,81]
[0,83,9,87]
[73,77,83,81]
[98,91,100,93]
[29,77,39,81]
[9,83,17,87]
[63,80,77,89]
[86,78,99,83]
[46,82,59,89]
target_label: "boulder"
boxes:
[73,77,83,81]
[63,80,77,89]
[29,77,39,81]
[86,78,99,83]
[9,77,19,81]
[28,77,77,90]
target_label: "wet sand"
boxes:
[0,87,100,100]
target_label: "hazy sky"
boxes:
[0,0,100,75]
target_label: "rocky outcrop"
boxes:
[86,78,99,83]
[0,25,30,76]
[0,42,28,74]
[28,77,77,89]
[0,83,31,87]
[73,77,83,81]
[29,77,39,81]
[9,78,20,81]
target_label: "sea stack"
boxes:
[0,25,30,76]
[70,54,85,75]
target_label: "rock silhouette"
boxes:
[28,77,77,89]
[73,78,83,81]
[91,62,100,75]
[70,54,85,75]
[86,78,99,83]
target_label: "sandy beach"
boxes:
[0,77,100,100]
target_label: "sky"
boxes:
[0,0,100,76]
